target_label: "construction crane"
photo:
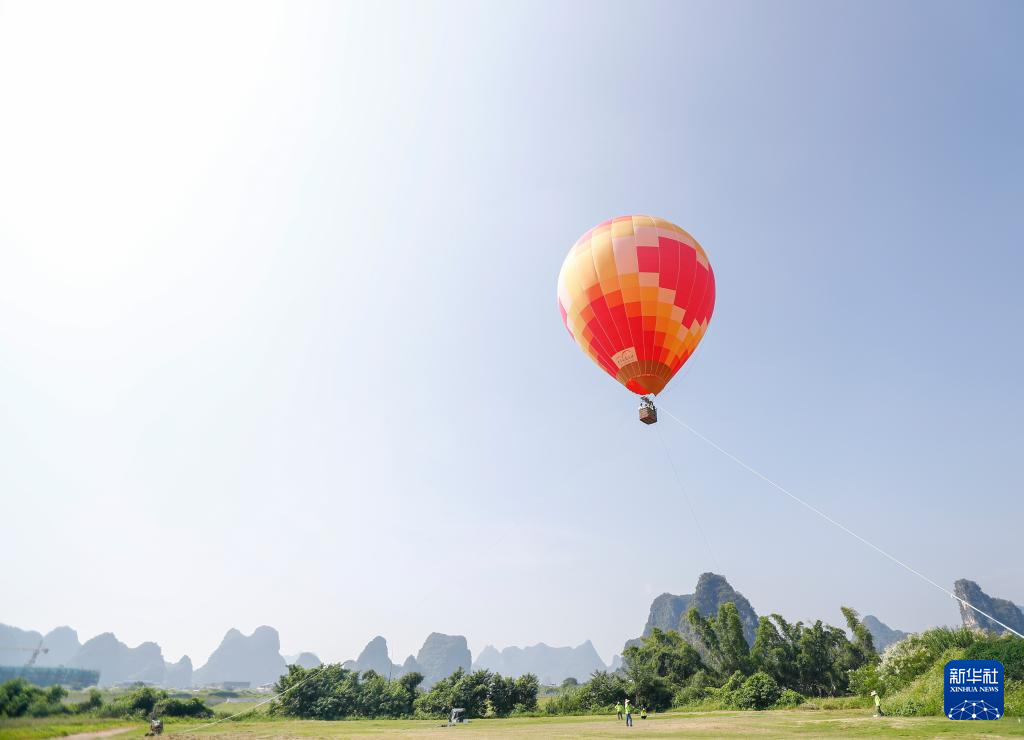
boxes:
[0,641,49,676]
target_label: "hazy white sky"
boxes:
[1,0,1021,667]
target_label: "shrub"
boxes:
[776,688,804,707]
[735,671,781,710]
[575,671,630,712]
[155,697,213,718]
[28,698,70,717]
[881,647,962,716]
[543,671,633,716]
[916,626,978,654]
[101,687,166,718]
[542,687,588,715]
[721,670,745,693]
[0,679,70,718]
[75,688,104,713]
[672,685,706,707]
[799,695,871,711]
[873,629,1015,707]
[965,636,1024,680]
[876,629,973,694]
[702,685,740,709]
[848,663,881,696]
[669,669,742,710]
[884,697,927,717]
[1005,680,1024,716]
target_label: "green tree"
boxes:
[622,649,662,707]
[686,603,751,676]
[1,679,43,718]
[965,636,1024,680]
[45,685,67,705]
[414,668,492,718]
[488,674,514,716]
[395,672,424,715]
[796,621,849,696]
[622,628,705,709]
[272,664,360,719]
[358,671,414,718]
[569,670,631,711]
[751,615,801,688]
[639,628,705,685]
[840,606,878,671]
[511,674,539,712]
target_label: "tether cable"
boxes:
[168,662,329,736]
[660,406,1024,640]
[655,423,722,572]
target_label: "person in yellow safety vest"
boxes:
[615,702,623,720]
[624,698,633,727]
[871,690,884,717]
[641,706,647,720]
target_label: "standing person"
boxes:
[615,701,623,720]
[640,706,647,720]
[871,690,884,717]
[624,698,633,727]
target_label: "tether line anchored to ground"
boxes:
[656,423,722,573]
[659,406,1024,640]
[168,662,329,736]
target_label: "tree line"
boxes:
[0,682,212,720]
[547,603,1023,715]
[272,665,539,719]
[3,607,1021,721]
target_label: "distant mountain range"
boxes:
[0,624,317,689]
[624,573,1020,658]
[4,576,1015,689]
[191,627,288,688]
[0,625,199,688]
[340,633,473,688]
[861,614,909,652]
[473,641,606,685]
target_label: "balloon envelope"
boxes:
[557,215,715,396]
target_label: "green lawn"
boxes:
[211,701,272,718]
[4,710,1024,739]
[0,716,134,739]
[165,710,1024,738]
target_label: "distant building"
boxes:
[0,665,100,689]
[209,680,250,690]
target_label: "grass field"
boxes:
[0,716,133,739]
[5,710,1024,739]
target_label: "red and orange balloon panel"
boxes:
[557,215,715,396]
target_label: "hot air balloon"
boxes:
[557,215,715,424]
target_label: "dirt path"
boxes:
[57,728,133,740]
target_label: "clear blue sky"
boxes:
[1,0,1021,667]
